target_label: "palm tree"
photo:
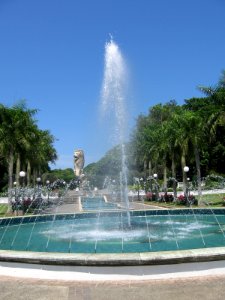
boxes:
[198,71,225,131]
[170,108,206,197]
[0,102,57,190]
[27,129,57,184]
[0,103,36,212]
[13,104,38,187]
[148,101,179,190]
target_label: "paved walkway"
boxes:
[0,260,225,299]
[45,203,81,214]
[0,273,225,299]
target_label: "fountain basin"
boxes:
[0,209,225,265]
[1,247,225,266]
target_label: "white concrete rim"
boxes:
[1,260,225,282]
[1,246,225,266]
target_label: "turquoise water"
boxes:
[0,211,225,253]
[81,197,118,210]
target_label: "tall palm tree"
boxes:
[0,104,34,188]
[198,71,225,131]
[0,105,14,188]
[27,129,57,184]
[170,108,206,197]
[0,102,57,190]
[13,104,38,186]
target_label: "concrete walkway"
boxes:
[0,272,225,299]
[45,203,81,214]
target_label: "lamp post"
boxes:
[36,177,41,197]
[187,177,190,197]
[46,180,50,201]
[13,181,18,214]
[19,171,26,187]
[13,181,17,200]
[19,171,26,199]
[63,181,67,194]
[153,173,159,201]
[139,178,144,198]
[183,166,189,200]
[19,171,26,215]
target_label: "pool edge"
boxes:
[1,247,225,266]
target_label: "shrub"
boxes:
[160,193,174,202]
[205,174,225,189]
[177,194,198,206]
[145,192,157,201]
[11,197,45,213]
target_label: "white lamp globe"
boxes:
[183,166,189,173]
[19,171,26,177]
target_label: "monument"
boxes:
[73,149,85,177]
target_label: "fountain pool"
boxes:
[1,208,225,266]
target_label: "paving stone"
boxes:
[1,276,225,300]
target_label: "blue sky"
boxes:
[0,0,225,169]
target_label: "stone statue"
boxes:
[74,149,85,177]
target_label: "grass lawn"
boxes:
[144,200,187,208]
[196,193,225,207]
[144,193,225,208]
[0,204,8,216]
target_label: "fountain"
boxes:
[101,38,130,226]
[0,39,225,267]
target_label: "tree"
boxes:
[0,102,37,188]
[0,101,57,191]
[28,129,57,184]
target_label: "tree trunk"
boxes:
[171,150,176,178]
[144,160,147,178]
[7,147,14,189]
[194,144,202,197]
[33,169,37,186]
[27,160,31,186]
[181,152,187,195]
[171,150,177,199]
[15,154,21,187]
[7,147,14,213]
[148,160,152,176]
[163,163,167,192]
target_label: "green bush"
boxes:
[177,194,198,206]
[205,174,225,189]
